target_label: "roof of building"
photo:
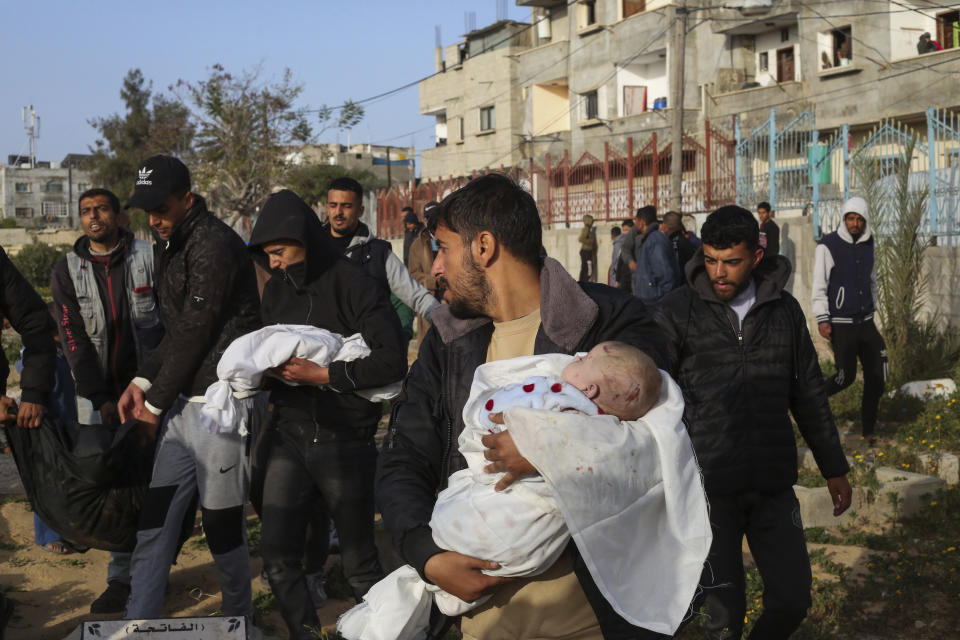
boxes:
[464,19,529,40]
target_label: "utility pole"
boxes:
[386,145,392,188]
[669,2,688,211]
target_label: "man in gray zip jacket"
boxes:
[322,177,439,321]
[51,187,164,613]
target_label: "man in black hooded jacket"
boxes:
[249,189,407,639]
[656,206,851,640]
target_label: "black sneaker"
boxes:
[90,580,131,615]
[305,572,328,608]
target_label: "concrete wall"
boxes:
[616,54,668,115]
[420,44,523,179]
[532,83,571,134]
[754,25,801,85]
[0,228,85,255]
[388,212,960,336]
[890,10,938,60]
[924,245,960,326]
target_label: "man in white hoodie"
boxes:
[812,197,887,446]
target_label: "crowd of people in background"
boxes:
[0,154,886,640]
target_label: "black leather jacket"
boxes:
[137,196,261,411]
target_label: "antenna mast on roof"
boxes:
[496,0,508,21]
[465,11,477,33]
[21,105,39,168]
[435,24,443,48]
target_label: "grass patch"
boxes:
[247,519,261,556]
[187,535,207,551]
[680,486,960,639]
[252,589,277,633]
[0,540,25,552]
[797,467,827,488]
[55,558,87,568]
[804,527,839,544]
[7,556,32,568]
[839,487,960,638]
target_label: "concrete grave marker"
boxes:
[75,616,247,640]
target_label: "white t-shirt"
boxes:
[727,279,757,330]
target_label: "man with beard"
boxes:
[51,187,164,613]
[117,156,264,619]
[656,205,852,640]
[660,211,697,275]
[633,206,681,303]
[813,197,885,447]
[377,173,667,639]
[323,178,438,325]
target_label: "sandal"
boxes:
[41,541,71,555]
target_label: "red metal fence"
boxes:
[377,121,736,239]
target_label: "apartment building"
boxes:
[419,0,960,181]
[704,0,960,132]
[0,154,95,228]
[285,142,416,185]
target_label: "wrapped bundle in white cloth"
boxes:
[202,324,401,435]
[338,353,711,640]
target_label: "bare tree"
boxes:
[174,64,363,239]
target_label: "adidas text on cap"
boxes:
[126,155,191,211]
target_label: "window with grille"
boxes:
[42,201,69,217]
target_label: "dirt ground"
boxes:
[0,339,421,639]
[0,497,355,639]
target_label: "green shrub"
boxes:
[2,335,22,367]
[10,242,70,289]
[894,389,960,453]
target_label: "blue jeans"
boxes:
[33,514,61,547]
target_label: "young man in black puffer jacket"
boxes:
[249,189,407,640]
[656,205,852,640]
[117,156,265,620]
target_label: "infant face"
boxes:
[561,342,661,420]
[561,352,604,403]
